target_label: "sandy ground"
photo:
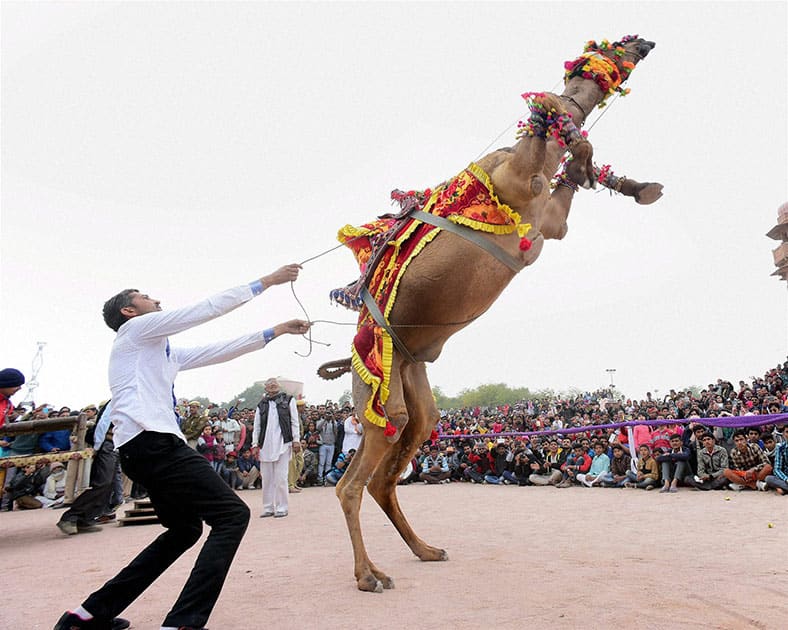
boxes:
[2,483,787,630]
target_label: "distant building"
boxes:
[767,201,788,282]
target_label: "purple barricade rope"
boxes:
[436,413,788,441]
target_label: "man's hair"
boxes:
[103,289,138,331]
[732,429,748,440]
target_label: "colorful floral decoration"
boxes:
[593,163,627,193]
[564,35,639,108]
[517,92,588,148]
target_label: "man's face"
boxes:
[670,437,682,450]
[734,435,748,450]
[594,444,605,455]
[702,436,715,449]
[264,379,280,396]
[125,292,162,317]
[189,405,199,415]
[747,430,760,442]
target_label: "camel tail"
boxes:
[317,357,352,380]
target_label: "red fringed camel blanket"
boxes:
[335,162,531,428]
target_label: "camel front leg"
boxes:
[367,362,448,563]
[336,423,394,593]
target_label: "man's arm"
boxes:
[252,408,261,447]
[173,320,310,371]
[127,265,302,341]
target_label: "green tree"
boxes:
[223,381,267,409]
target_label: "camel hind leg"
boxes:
[366,361,448,563]
[336,366,409,593]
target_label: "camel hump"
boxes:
[317,357,352,380]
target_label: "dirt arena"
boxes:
[2,484,786,630]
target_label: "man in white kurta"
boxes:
[253,378,300,517]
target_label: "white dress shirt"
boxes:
[109,283,268,448]
[253,396,300,462]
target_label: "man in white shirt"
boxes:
[54,264,309,630]
[342,413,363,454]
[253,377,300,518]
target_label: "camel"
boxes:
[318,35,661,593]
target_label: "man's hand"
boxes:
[262,264,302,288]
[273,320,311,337]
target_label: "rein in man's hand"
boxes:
[262,264,303,287]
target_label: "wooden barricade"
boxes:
[0,413,94,504]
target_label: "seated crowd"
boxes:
[1,361,787,512]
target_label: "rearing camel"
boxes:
[318,35,660,593]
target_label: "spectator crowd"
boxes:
[2,360,787,515]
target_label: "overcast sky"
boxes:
[2,1,786,410]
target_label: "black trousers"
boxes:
[82,432,250,627]
[60,439,117,525]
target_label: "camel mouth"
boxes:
[637,40,656,58]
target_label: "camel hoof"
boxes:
[357,574,384,593]
[634,182,664,205]
[379,576,395,589]
[418,547,448,562]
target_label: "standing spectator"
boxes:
[342,413,363,454]
[53,265,308,630]
[212,428,228,477]
[723,430,772,491]
[253,377,301,518]
[684,433,729,490]
[196,424,215,464]
[316,409,338,485]
[764,424,788,494]
[302,419,321,456]
[181,401,208,449]
[218,408,241,452]
[656,434,690,493]
[0,368,25,429]
[419,444,451,484]
[57,401,120,533]
[288,400,306,494]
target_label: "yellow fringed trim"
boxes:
[448,214,518,234]
[337,223,375,243]
[517,222,533,238]
[467,162,523,224]
[385,228,443,320]
[350,327,393,428]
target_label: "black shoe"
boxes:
[54,611,130,629]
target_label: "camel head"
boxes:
[564,35,655,107]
